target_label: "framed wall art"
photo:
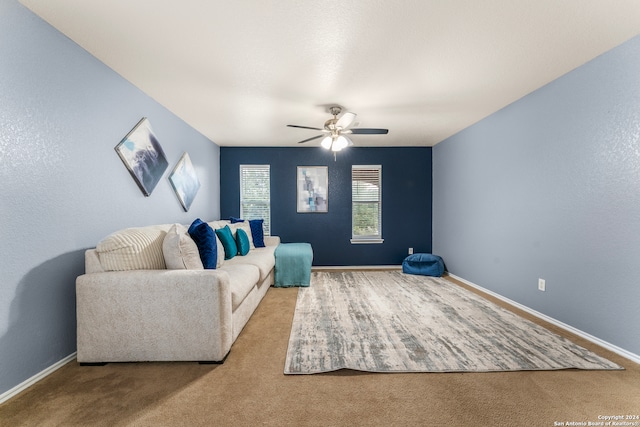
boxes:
[115,117,169,196]
[297,166,328,213]
[169,152,201,212]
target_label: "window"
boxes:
[240,165,271,235]
[351,165,383,244]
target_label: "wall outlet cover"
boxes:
[538,278,546,291]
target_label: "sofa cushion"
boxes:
[215,225,238,260]
[188,219,218,269]
[220,264,260,311]
[96,225,169,271]
[163,224,204,270]
[224,246,276,283]
[236,228,250,256]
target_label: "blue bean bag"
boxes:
[402,253,445,277]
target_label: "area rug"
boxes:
[284,271,623,374]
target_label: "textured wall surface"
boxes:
[0,1,219,397]
[433,35,640,356]
[220,147,432,266]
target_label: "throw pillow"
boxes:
[230,217,245,223]
[236,228,250,256]
[215,225,238,260]
[163,224,204,270]
[96,225,168,271]
[229,221,255,249]
[215,234,225,268]
[187,218,218,269]
[249,219,265,247]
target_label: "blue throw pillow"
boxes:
[215,225,237,260]
[236,228,250,256]
[249,219,265,248]
[230,217,245,223]
[187,218,217,269]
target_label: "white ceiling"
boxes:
[19,0,640,147]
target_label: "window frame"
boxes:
[351,164,383,244]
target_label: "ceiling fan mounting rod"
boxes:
[325,106,346,132]
[329,106,342,116]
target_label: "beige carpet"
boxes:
[1,275,639,427]
[285,271,622,374]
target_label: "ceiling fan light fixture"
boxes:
[332,135,349,151]
[288,106,388,153]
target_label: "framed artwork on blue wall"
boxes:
[297,166,328,213]
[114,117,169,196]
[168,152,201,212]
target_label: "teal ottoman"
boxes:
[274,243,313,287]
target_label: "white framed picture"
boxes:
[114,117,169,196]
[169,152,201,212]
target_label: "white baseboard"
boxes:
[0,352,76,405]
[448,273,640,365]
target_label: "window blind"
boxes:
[240,164,271,235]
[352,165,382,242]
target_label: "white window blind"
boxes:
[351,165,383,243]
[240,165,271,235]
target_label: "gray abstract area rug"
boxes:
[284,271,623,374]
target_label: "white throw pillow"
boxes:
[215,234,224,268]
[163,224,204,270]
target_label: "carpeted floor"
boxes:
[1,275,639,426]
[285,271,622,374]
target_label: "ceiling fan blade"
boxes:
[349,128,389,135]
[287,124,323,131]
[336,112,357,129]
[297,134,324,144]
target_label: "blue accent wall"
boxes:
[220,147,432,266]
[1,1,219,398]
[433,35,640,357]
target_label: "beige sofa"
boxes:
[76,220,279,364]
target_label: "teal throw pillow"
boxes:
[236,228,250,256]
[215,225,237,260]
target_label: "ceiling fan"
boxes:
[287,106,388,152]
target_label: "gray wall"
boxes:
[0,1,220,396]
[433,35,640,357]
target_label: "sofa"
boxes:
[76,219,279,364]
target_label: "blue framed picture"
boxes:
[115,117,169,196]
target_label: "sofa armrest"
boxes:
[76,269,233,363]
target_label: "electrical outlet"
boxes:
[408,247,414,255]
[538,278,546,292]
